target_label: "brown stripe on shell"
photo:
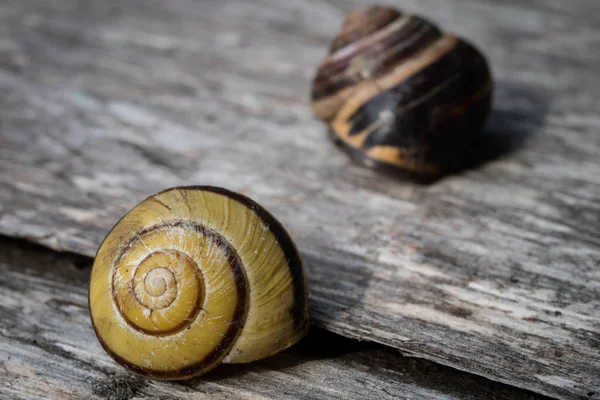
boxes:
[315,16,414,78]
[328,129,440,177]
[329,6,402,53]
[359,85,492,175]
[312,16,442,99]
[332,36,493,173]
[311,17,443,122]
[158,186,309,333]
[347,38,492,140]
[331,34,460,142]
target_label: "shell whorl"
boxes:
[329,7,403,53]
[311,6,493,176]
[89,186,309,379]
[111,222,246,338]
[312,8,443,122]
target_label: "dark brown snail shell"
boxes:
[311,6,493,177]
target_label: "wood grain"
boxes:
[0,238,548,400]
[0,0,599,398]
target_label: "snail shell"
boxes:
[311,6,493,176]
[89,186,309,379]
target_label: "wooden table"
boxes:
[1,0,598,399]
[1,237,547,399]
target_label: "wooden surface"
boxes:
[0,238,548,400]
[0,0,599,398]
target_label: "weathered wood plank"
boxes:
[0,0,599,398]
[0,238,548,400]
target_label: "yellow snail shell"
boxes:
[89,186,309,379]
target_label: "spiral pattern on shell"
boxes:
[89,186,309,379]
[311,6,493,176]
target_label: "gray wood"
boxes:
[0,238,547,400]
[0,0,599,398]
